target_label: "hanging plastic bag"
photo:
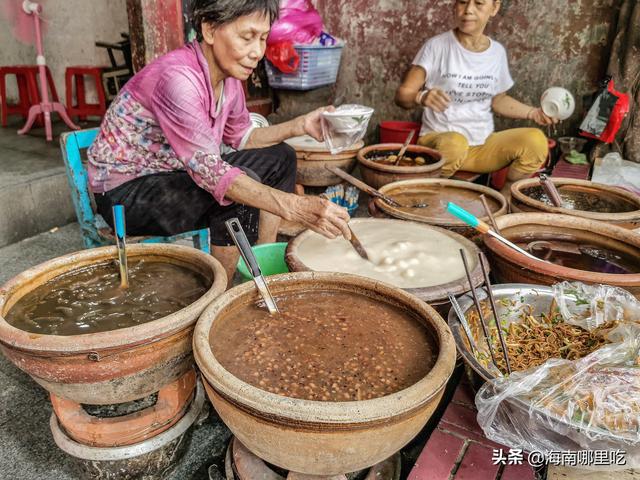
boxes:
[267,0,324,46]
[265,41,300,73]
[579,78,630,144]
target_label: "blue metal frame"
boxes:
[60,128,210,253]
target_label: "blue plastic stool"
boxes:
[60,128,210,252]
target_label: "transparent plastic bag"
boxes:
[476,322,640,470]
[321,104,374,154]
[553,281,640,331]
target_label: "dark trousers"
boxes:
[95,143,297,246]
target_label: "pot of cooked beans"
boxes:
[193,271,456,476]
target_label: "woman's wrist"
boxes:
[415,89,430,106]
[526,107,537,120]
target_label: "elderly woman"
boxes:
[395,0,557,197]
[88,0,350,284]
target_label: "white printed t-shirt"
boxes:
[412,30,514,146]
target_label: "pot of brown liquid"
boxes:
[484,213,640,297]
[193,272,456,476]
[510,178,640,229]
[372,178,508,239]
[0,244,226,404]
[357,143,444,189]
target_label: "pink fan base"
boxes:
[14,1,78,140]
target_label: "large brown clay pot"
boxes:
[0,244,226,404]
[374,178,507,239]
[510,177,640,229]
[193,272,456,476]
[286,218,487,314]
[286,135,363,187]
[484,213,640,297]
[357,143,444,189]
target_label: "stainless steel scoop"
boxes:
[225,219,280,315]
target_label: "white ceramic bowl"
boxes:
[540,87,575,121]
[322,104,374,133]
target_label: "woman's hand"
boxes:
[296,106,335,142]
[528,107,559,126]
[283,194,352,240]
[421,88,451,113]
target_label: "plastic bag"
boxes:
[321,104,374,154]
[553,281,640,331]
[591,152,640,197]
[265,41,300,73]
[476,295,640,470]
[579,78,630,144]
[267,0,324,46]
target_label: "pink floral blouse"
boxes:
[87,41,254,206]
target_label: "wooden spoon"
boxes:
[394,130,415,166]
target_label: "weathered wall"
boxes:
[271,0,619,140]
[0,0,129,104]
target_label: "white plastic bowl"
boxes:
[541,87,575,121]
[322,104,374,133]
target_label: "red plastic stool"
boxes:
[65,66,107,121]
[0,65,58,127]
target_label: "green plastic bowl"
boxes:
[236,242,290,282]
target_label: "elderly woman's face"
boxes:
[454,0,500,35]
[203,11,271,80]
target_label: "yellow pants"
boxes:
[417,128,548,178]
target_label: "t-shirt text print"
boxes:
[413,31,514,145]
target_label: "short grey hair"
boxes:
[191,0,280,41]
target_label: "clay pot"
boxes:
[0,244,227,404]
[484,213,640,297]
[287,135,363,187]
[357,143,444,189]
[373,178,507,239]
[193,271,456,475]
[510,178,640,229]
[285,218,487,313]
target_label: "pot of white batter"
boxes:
[286,218,487,312]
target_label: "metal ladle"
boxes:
[225,218,279,315]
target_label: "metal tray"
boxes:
[447,283,640,458]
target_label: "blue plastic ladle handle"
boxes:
[113,204,126,239]
[447,202,480,228]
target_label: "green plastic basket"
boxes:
[236,242,290,282]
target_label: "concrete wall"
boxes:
[271,0,619,140]
[0,0,129,105]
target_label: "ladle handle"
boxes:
[113,205,126,239]
[225,219,261,278]
[327,166,403,207]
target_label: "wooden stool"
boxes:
[0,65,57,127]
[65,66,107,120]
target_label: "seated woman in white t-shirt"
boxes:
[395,0,557,197]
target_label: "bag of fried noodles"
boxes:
[476,322,640,469]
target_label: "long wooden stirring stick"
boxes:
[459,249,499,370]
[479,194,501,236]
[394,130,415,165]
[477,252,512,374]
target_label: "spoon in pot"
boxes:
[394,130,415,166]
[112,205,129,289]
[225,218,280,315]
[327,166,428,208]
